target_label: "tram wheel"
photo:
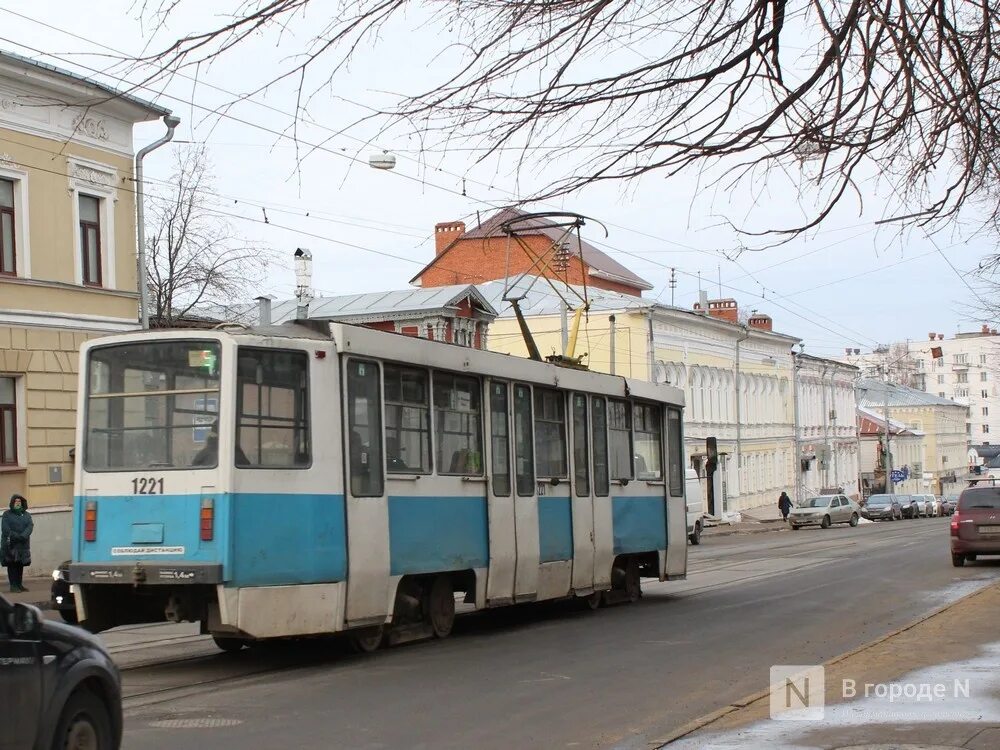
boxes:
[624,558,642,603]
[584,591,602,610]
[427,575,456,638]
[213,635,246,653]
[349,625,385,653]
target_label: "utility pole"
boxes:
[820,365,830,490]
[609,315,617,375]
[791,345,802,507]
[560,303,569,354]
[669,267,677,307]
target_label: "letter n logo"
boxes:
[770,665,825,721]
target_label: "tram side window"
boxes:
[667,407,684,496]
[633,403,663,480]
[236,348,310,468]
[608,399,633,481]
[591,396,609,496]
[572,393,590,496]
[534,388,567,478]
[383,365,431,473]
[490,382,511,496]
[434,372,483,475]
[347,359,383,496]
[513,384,535,496]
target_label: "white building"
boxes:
[857,406,924,496]
[794,354,861,502]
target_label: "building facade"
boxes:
[794,354,861,502]
[857,406,924,496]
[0,51,170,567]
[856,378,968,496]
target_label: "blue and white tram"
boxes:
[68,321,688,650]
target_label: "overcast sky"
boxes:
[1,1,992,358]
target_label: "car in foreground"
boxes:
[951,486,1000,566]
[898,495,922,519]
[861,494,903,521]
[789,494,860,529]
[912,493,938,517]
[0,591,122,750]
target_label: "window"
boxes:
[572,394,589,496]
[939,392,946,398]
[957,372,968,383]
[489,381,511,496]
[957,388,969,398]
[985,425,991,434]
[955,353,969,364]
[236,349,310,468]
[608,399,632,480]
[981,354,988,365]
[0,178,14,275]
[434,372,482,475]
[383,365,430,473]
[534,388,567,478]
[0,376,16,466]
[937,374,945,384]
[982,371,989,382]
[632,403,663,480]
[667,408,684,496]
[85,341,221,471]
[984,407,989,417]
[591,397,609,497]
[983,389,990,399]
[79,194,101,286]
[935,358,943,368]
[513,384,534,496]
[347,359,383,497]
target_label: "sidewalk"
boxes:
[661,580,1000,748]
[3,575,53,609]
[703,502,790,537]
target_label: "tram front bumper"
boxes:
[68,562,223,585]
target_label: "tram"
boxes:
[68,320,687,651]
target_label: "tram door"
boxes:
[511,383,541,599]
[485,380,516,604]
[569,393,598,592]
[342,358,392,625]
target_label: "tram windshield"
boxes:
[84,340,221,471]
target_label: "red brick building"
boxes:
[412,207,653,297]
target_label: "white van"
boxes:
[686,468,706,545]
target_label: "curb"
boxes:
[652,579,1000,747]
[703,525,788,538]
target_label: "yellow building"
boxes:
[481,281,803,514]
[0,51,172,556]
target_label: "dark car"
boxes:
[951,486,1000,566]
[0,592,122,750]
[51,560,77,624]
[861,494,903,521]
[941,495,959,516]
[898,495,922,519]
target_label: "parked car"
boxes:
[951,486,1000,566]
[0,592,123,750]
[50,560,77,624]
[685,468,706,545]
[898,495,922,519]
[861,494,903,521]
[941,495,959,516]
[912,493,938,517]
[789,494,860,529]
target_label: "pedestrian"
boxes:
[778,491,793,523]
[1,493,33,592]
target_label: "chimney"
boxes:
[748,313,773,331]
[435,221,466,255]
[294,247,313,319]
[706,298,739,324]
[693,289,710,314]
[982,324,990,335]
[929,332,936,340]
[854,349,860,355]
[255,295,272,326]
[937,333,944,340]
[845,348,852,356]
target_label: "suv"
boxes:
[951,487,1000,566]
[0,593,122,749]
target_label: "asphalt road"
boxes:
[121,518,1000,749]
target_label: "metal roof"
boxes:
[415,207,653,291]
[0,50,171,118]
[856,377,967,409]
[857,406,923,436]
[269,284,497,323]
[476,277,640,318]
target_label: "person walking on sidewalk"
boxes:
[778,491,793,523]
[1,494,33,592]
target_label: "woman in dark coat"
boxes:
[778,491,793,522]
[1,494,33,592]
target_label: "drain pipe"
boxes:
[135,114,181,329]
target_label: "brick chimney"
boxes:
[435,221,466,255]
[928,332,936,340]
[706,298,739,324]
[982,324,990,335]
[748,313,773,332]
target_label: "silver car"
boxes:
[912,493,938,517]
[789,494,860,529]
